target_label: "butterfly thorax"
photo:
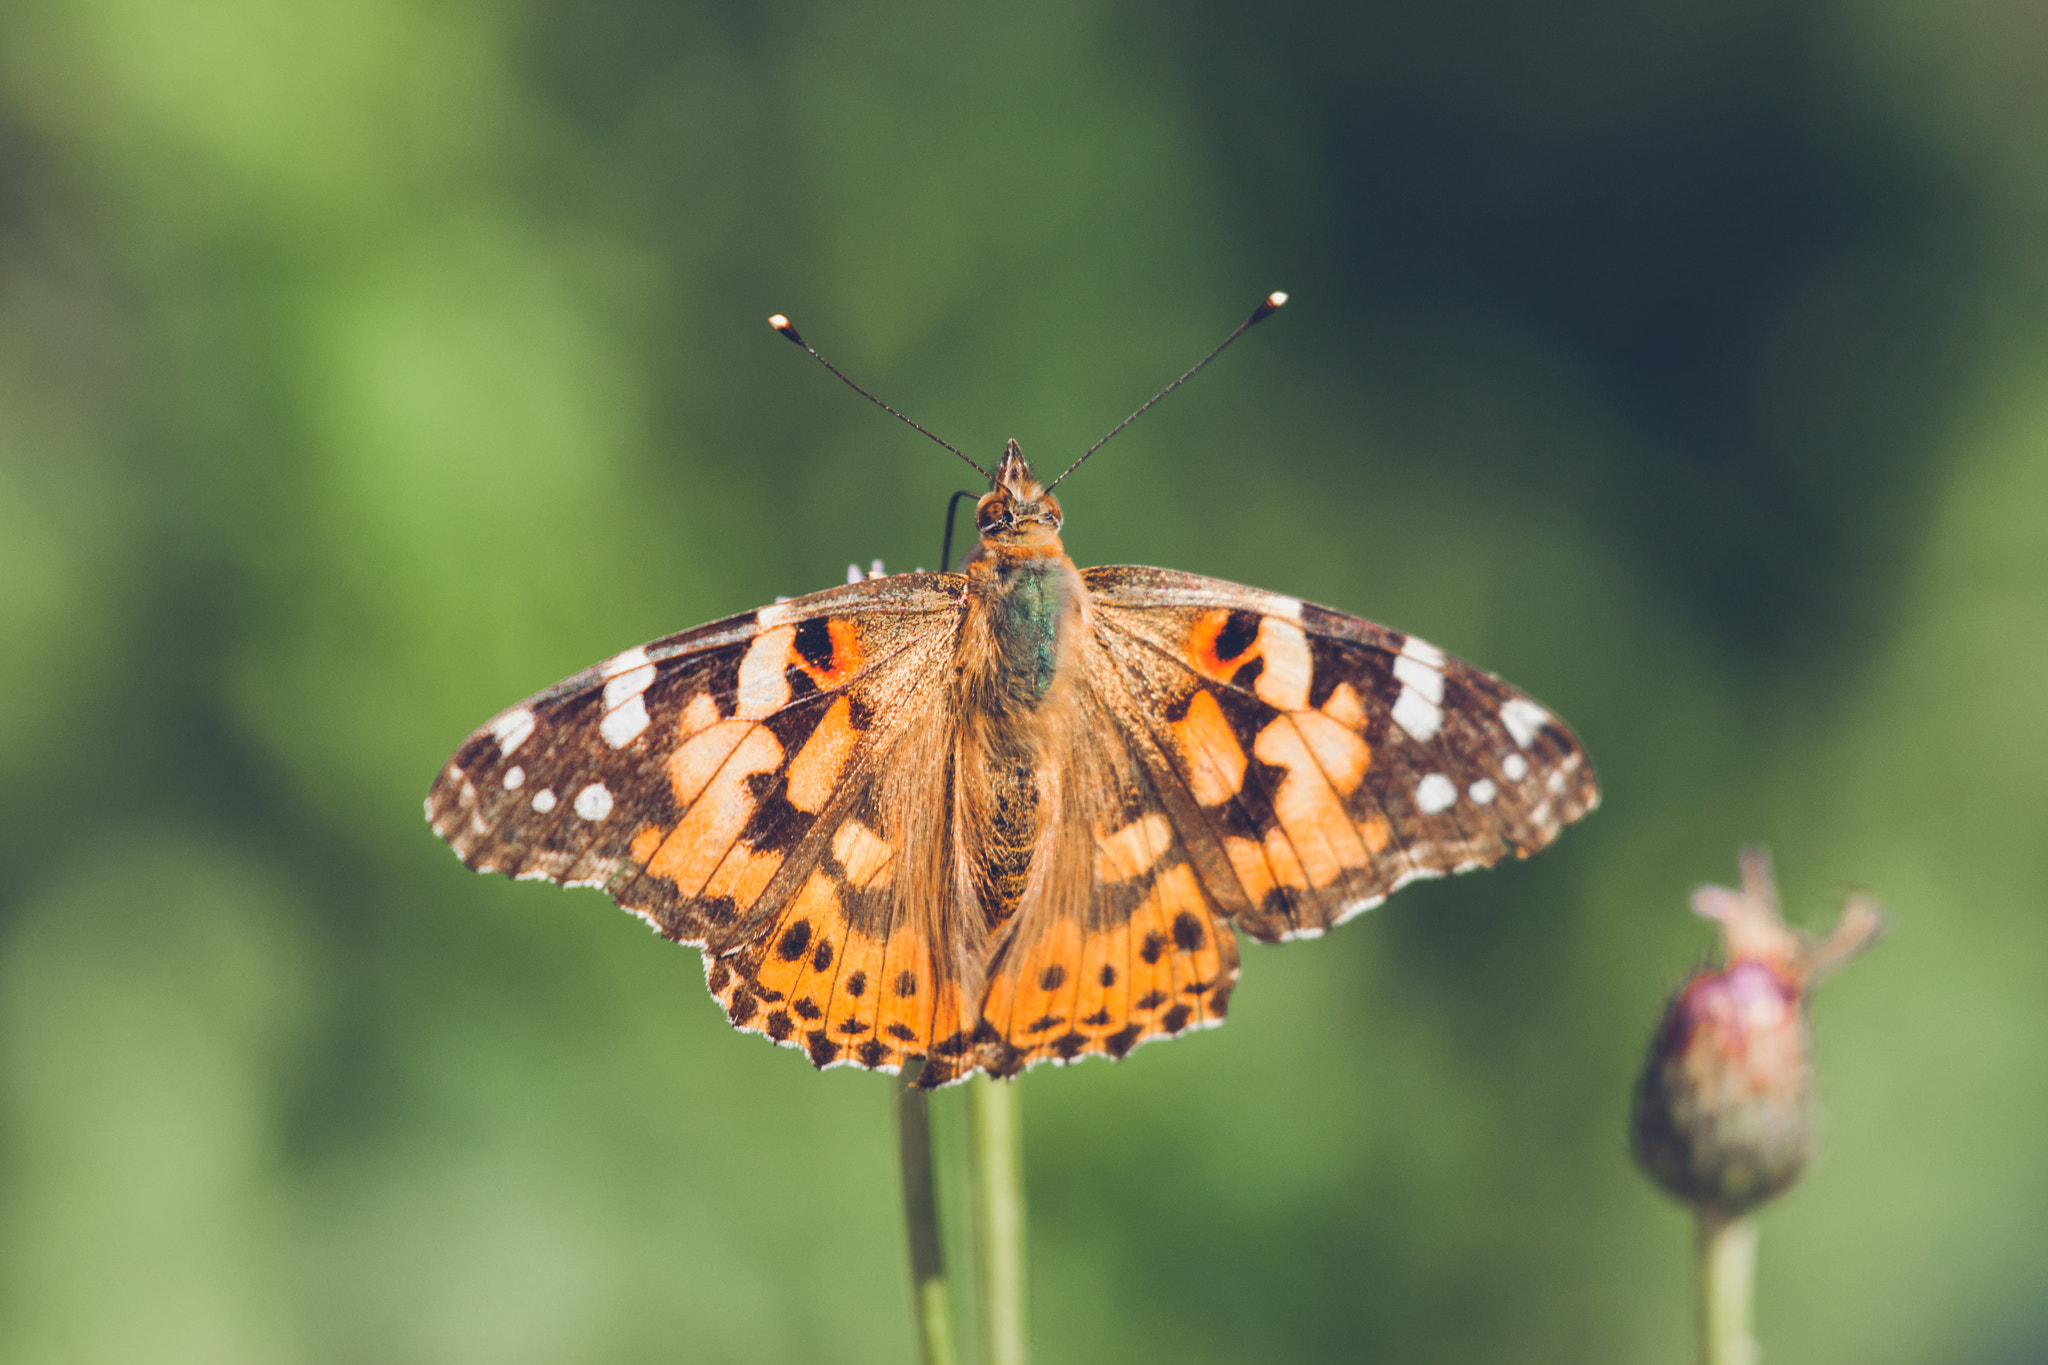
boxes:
[957,440,1079,714]
[953,441,1086,925]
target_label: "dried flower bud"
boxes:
[1631,848,1885,1218]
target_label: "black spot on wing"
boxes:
[454,731,500,771]
[1259,886,1302,926]
[1215,610,1260,664]
[793,616,836,672]
[698,896,741,929]
[776,920,812,962]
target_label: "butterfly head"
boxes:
[972,439,1065,554]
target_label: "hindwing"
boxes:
[923,671,1241,1085]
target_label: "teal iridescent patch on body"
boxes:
[987,558,1070,705]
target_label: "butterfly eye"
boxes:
[976,496,1011,533]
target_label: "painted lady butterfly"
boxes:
[426,297,1599,1087]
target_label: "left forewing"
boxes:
[424,574,963,952]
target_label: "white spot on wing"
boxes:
[737,626,795,719]
[1468,778,1497,805]
[758,601,795,627]
[600,650,657,751]
[504,766,525,790]
[599,693,651,748]
[574,782,613,821]
[1400,635,1446,668]
[532,788,557,813]
[1416,772,1457,814]
[1392,653,1445,704]
[1502,753,1528,781]
[870,558,886,578]
[601,646,650,680]
[1500,698,1550,748]
[489,707,536,756]
[1392,688,1443,742]
[1262,594,1304,622]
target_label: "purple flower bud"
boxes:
[1631,848,1884,1218]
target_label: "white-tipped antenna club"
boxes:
[1045,289,1289,492]
[769,313,989,480]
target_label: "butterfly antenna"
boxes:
[770,315,990,481]
[1045,291,1288,492]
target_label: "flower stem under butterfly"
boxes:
[970,1076,1029,1365]
[897,1064,960,1365]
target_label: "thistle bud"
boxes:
[1632,848,1885,1218]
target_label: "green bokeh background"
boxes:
[3,2,2044,1362]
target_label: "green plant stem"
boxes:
[897,1067,957,1365]
[970,1075,1028,1365]
[1697,1212,1758,1365]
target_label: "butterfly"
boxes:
[425,297,1599,1088]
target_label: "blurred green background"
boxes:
[2,0,2044,1361]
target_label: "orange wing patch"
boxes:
[786,697,861,812]
[974,812,1241,1078]
[734,618,871,722]
[1186,608,1313,712]
[1171,689,1249,807]
[648,721,784,896]
[707,810,971,1075]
